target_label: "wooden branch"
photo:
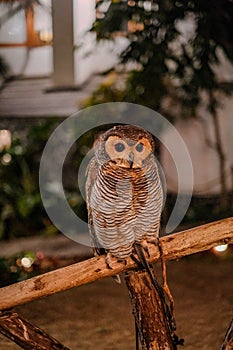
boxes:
[0,217,232,311]
[125,270,176,350]
[0,310,70,350]
[220,319,233,350]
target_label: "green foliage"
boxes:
[83,72,128,107]
[0,120,59,239]
[92,0,233,113]
[0,251,37,287]
[0,120,111,240]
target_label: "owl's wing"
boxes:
[85,157,106,256]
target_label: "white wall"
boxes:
[73,0,128,85]
[0,46,52,77]
[0,3,26,43]
[161,97,233,195]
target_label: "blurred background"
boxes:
[0,0,232,244]
[0,0,232,279]
[0,1,232,348]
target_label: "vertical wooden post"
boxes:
[52,0,74,86]
[125,270,176,350]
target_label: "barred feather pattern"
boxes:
[86,157,163,259]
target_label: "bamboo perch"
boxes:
[0,217,232,311]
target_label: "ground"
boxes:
[0,252,232,350]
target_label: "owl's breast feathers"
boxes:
[86,157,163,259]
[101,161,153,210]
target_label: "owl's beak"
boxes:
[129,152,134,168]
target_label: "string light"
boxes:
[21,257,34,269]
[1,153,12,165]
[213,244,228,253]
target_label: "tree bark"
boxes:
[0,310,70,350]
[125,270,176,350]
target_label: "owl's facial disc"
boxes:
[105,136,152,168]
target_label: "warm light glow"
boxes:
[39,29,52,44]
[1,153,12,165]
[0,130,11,151]
[21,257,33,268]
[213,244,228,253]
[128,20,144,33]
[128,1,136,7]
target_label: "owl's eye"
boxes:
[136,143,144,152]
[114,142,125,152]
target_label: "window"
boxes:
[0,0,52,48]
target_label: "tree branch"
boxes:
[0,217,232,311]
[0,310,70,350]
[220,319,233,350]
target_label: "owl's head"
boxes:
[95,125,155,169]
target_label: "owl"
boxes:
[85,124,163,263]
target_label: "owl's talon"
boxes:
[106,252,123,269]
[148,237,159,245]
[140,240,150,258]
[117,258,127,266]
[105,254,122,284]
[106,253,114,269]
